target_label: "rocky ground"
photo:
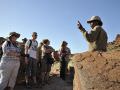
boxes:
[15,61,73,90]
[15,76,73,90]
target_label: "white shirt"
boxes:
[25,40,38,59]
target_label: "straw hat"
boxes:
[9,32,20,38]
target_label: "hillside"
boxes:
[107,34,120,51]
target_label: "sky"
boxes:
[0,0,120,53]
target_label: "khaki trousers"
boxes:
[0,59,20,90]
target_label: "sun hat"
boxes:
[87,16,103,26]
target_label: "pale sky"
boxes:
[0,0,120,53]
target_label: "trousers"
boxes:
[0,59,20,90]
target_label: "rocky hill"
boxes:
[107,34,120,51]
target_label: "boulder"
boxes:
[73,51,120,90]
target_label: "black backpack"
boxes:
[0,41,11,57]
[28,40,38,48]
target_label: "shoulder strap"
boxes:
[6,41,11,47]
[36,41,38,46]
[29,40,32,48]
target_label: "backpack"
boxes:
[43,45,54,64]
[28,40,38,48]
[0,41,11,57]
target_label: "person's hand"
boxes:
[77,21,83,29]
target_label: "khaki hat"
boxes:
[9,32,20,38]
[87,16,103,25]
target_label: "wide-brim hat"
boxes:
[87,16,103,26]
[9,32,20,38]
[62,41,68,45]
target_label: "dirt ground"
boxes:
[15,76,73,90]
[15,62,73,90]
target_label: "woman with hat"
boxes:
[0,32,21,90]
[41,39,55,85]
[59,41,71,80]
[77,16,108,51]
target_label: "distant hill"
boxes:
[107,34,120,51]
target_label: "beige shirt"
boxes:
[81,25,108,51]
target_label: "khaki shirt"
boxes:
[81,25,108,51]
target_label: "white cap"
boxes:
[87,16,102,22]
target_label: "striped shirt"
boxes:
[1,41,20,60]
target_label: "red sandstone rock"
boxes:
[73,51,120,90]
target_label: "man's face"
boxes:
[90,21,97,29]
[32,34,37,39]
[11,35,18,42]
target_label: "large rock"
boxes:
[73,51,120,90]
[115,34,120,45]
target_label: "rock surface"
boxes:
[73,51,120,90]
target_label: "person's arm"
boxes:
[77,21,86,33]
[67,48,71,55]
[25,40,30,64]
[37,47,42,62]
[36,41,39,61]
[59,48,62,57]
[2,41,10,55]
[83,26,101,42]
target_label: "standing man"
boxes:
[25,32,38,88]
[77,16,108,51]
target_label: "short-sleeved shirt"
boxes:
[1,41,20,60]
[25,40,38,59]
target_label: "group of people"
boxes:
[0,15,108,90]
[0,32,71,90]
